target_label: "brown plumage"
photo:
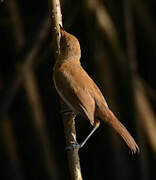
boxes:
[53,27,140,153]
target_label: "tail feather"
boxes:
[97,106,140,154]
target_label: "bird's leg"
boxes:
[66,120,100,151]
[60,108,75,115]
[79,120,100,148]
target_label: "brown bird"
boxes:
[53,26,139,153]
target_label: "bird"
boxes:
[53,25,140,154]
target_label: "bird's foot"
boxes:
[60,108,75,116]
[65,141,81,151]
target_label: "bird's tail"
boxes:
[97,106,140,154]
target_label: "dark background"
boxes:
[0,0,156,179]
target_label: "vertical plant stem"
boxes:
[124,1,150,180]
[48,0,83,179]
[0,78,24,180]
[62,112,83,180]
[7,0,60,178]
[0,18,49,117]
[22,67,59,179]
[7,0,25,49]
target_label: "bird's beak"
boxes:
[59,24,64,37]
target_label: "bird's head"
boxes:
[59,25,81,61]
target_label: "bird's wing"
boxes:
[53,64,95,125]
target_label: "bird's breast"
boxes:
[53,67,78,113]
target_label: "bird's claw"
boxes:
[65,141,81,151]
